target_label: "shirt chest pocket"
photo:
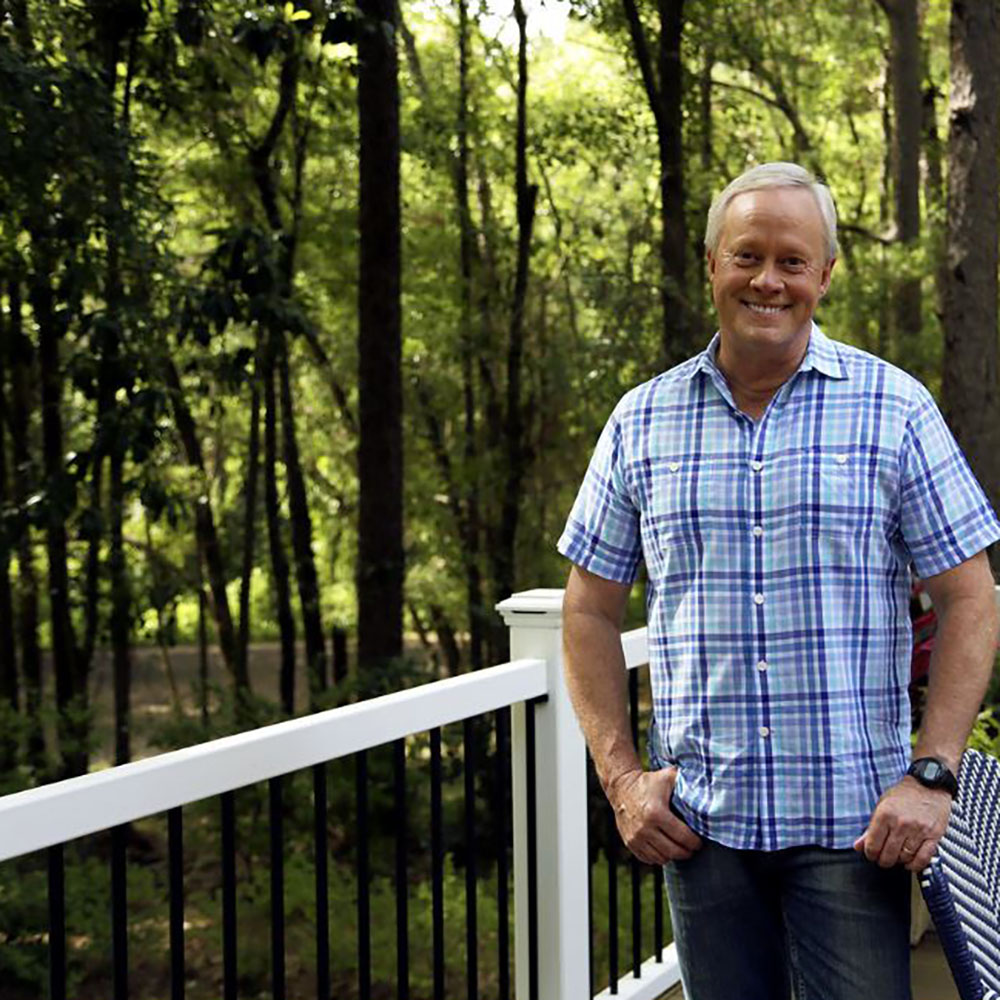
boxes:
[769,452,881,537]
[646,459,738,549]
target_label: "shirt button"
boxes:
[753,593,765,605]
[668,461,680,472]
[750,460,764,472]
[752,525,764,537]
[835,453,848,465]
[759,726,771,738]
[756,660,769,672]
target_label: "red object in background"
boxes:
[911,578,937,685]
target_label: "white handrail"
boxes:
[621,626,650,670]
[0,656,547,863]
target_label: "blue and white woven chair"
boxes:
[919,748,1000,1000]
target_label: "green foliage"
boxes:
[0,846,160,998]
[967,709,1000,758]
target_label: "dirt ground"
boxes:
[78,641,336,765]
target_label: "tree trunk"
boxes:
[882,0,923,373]
[110,443,131,764]
[145,515,182,714]
[621,0,689,366]
[429,604,461,677]
[237,370,261,686]
[456,0,486,671]
[102,48,133,765]
[657,0,688,365]
[263,346,296,714]
[164,358,243,686]
[331,626,348,685]
[7,277,44,770]
[695,44,714,333]
[921,83,944,212]
[247,44,328,705]
[403,0,487,671]
[196,552,210,727]
[80,451,103,678]
[0,275,19,770]
[491,0,537,664]
[357,0,404,670]
[31,266,86,776]
[942,0,1000,572]
[278,339,328,704]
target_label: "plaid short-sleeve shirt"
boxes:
[558,326,1000,850]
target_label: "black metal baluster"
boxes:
[526,700,539,1000]
[394,738,410,1000]
[587,753,595,998]
[314,763,330,1000]
[168,808,185,1000]
[356,750,371,1000]
[48,844,66,1000]
[629,668,641,978]
[463,717,478,1000]
[221,791,237,1000]
[495,708,510,1000]
[111,824,128,1000]
[430,728,445,1000]
[270,776,286,1000]
[608,801,618,995]
[654,865,664,962]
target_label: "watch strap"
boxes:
[908,756,959,797]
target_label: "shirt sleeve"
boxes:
[557,405,643,583]
[898,386,1000,578]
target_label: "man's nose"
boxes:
[749,262,783,293]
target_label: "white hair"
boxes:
[704,162,839,261]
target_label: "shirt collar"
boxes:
[685,322,848,381]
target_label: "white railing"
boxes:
[0,589,683,1000]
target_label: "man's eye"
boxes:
[735,251,757,263]
[784,257,806,270]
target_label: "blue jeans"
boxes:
[664,839,911,1000]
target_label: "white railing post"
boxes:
[497,588,590,1000]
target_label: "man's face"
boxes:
[707,186,835,359]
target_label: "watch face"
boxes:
[922,760,944,782]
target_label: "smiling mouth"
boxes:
[742,301,791,314]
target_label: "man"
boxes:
[558,162,1000,999]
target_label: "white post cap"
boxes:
[496,588,564,626]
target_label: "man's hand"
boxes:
[607,766,703,865]
[853,775,952,872]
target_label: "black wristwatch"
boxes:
[907,757,959,797]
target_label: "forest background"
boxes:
[1,0,999,779]
[3,1,1000,997]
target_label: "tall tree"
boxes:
[91,0,143,766]
[491,0,537,657]
[878,0,923,372]
[942,0,1000,572]
[399,1,489,670]
[621,0,689,365]
[357,0,404,670]
[248,33,332,702]
[237,370,261,687]
[164,357,244,685]
[6,276,43,770]
[32,256,85,775]
[263,341,296,713]
[456,0,486,670]
[0,279,19,768]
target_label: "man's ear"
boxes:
[819,256,837,296]
[706,248,717,279]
